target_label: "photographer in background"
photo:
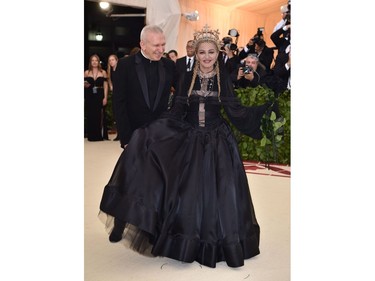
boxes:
[221,40,240,75]
[268,23,291,96]
[254,39,274,73]
[231,54,268,89]
[238,29,264,60]
[219,37,236,72]
[273,4,290,32]
[238,31,274,73]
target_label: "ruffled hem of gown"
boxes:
[98,209,260,268]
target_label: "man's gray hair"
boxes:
[140,25,164,41]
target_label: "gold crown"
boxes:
[193,24,221,48]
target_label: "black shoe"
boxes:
[109,218,126,243]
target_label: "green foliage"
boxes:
[260,109,287,164]
[105,91,115,130]
[223,86,290,165]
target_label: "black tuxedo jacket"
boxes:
[176,56,195,78]
[113,52,177,147]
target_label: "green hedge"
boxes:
[105,91,115,130]
[223,86,290,165]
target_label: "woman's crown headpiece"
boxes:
[193,24,221,49]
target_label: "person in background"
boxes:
[107,54,118,93]
[167,49,178,63]
[221,42,240,75]
[273,4,290,32]
[175,40,195,78]
[107,54,120,141]
[112,25,177,149]
[99,25,273,269]
[166,49,179,108]
[269,24,291,96]
[84,54,108,141]
[129,46,140,56]
[232,54,268,89]
[238,31,264,60]
[253,39,274,73]
[239,37,274,73]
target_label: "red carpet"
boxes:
[243,161,290,178]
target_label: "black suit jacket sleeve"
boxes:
[176,56,191,78]
[271,27,287,49]
[260,47,274,72]
[113,57,132,147]
[175,57,185,74]
[238,45,256,60]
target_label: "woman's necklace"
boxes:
[197,68,216,128]
[198,68,215,93]
[198,68,216,79]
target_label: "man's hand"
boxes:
[244,72,254,81]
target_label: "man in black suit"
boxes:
[221,42,240,76]
[113,25,177,149]
[175,40,195,78]
[269,24,291,96]
[239,38,274,73]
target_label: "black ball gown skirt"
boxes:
[99,117,260,268]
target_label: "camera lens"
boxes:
[243,66,252,74]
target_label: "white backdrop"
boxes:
[100,0,181,52]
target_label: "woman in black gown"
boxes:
[99,25,272,268]
[107,54,119,141]
[84,54,108,141]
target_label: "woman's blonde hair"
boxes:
[106,54,118,83]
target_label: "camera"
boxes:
[251,36,260,44]
[225,43,238,51]
[250,27,264,44]
[243,65,253,74]
[222,37,232,45]
[257,27,264,37]
[221,37,237,51]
